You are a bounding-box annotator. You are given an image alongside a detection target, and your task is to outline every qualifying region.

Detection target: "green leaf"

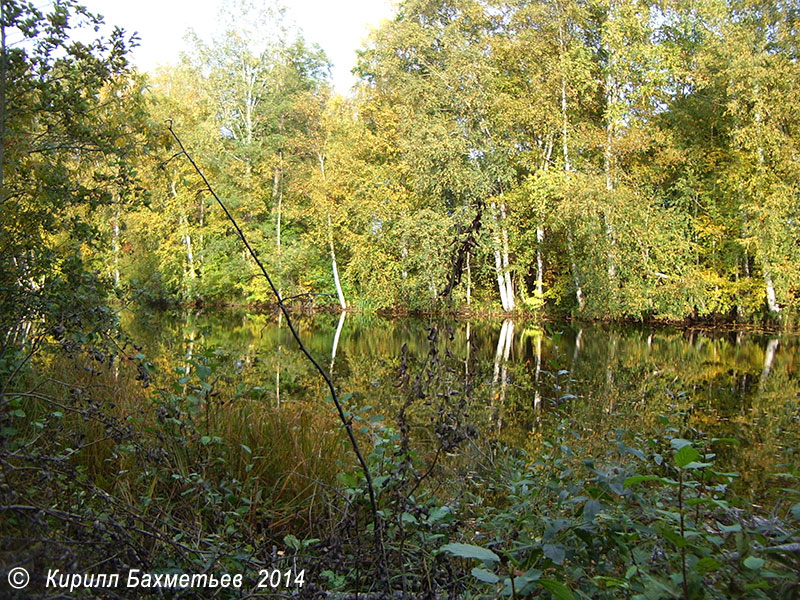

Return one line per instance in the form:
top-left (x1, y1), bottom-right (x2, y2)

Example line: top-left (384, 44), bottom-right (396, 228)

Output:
top-left (428, 506), bottom-right (454, 523)
top-left (593, 576), bottom-right (629, 588)
top-left (439, 543), bottom-right (500, 564)
top-left (743, 556), bottom-right (764, 570)
top-left (624, 475), bottom-right (678, 487)
top-left (543, 543), bottom-right (566, 565)
top-left (195, 364), bottom-right (212, 381)
top-left (284, 534), bottom-right (300, 550)
top-left (790, 503), bottom-right (800, 522)
top-left (539, 578), bottom-right (575, 600)
top-left (337, 472), bottom-right (358, 488)
top-left (240, 444), bottom-right (252, 454)
top-left (471, 568), bottom-right (499, 584)
top-left (694, 557), bottom-right (722, 574)
top-left (674, 444), bottom-right (700, 468)
top-left (683, 461), bottom-right (713, 469)
top-left (711, 437), bottom-right (740, 446)
top-left (200, 436), bottom-right (211, 445)
top-left (670, 438), bottom-right (693, 451)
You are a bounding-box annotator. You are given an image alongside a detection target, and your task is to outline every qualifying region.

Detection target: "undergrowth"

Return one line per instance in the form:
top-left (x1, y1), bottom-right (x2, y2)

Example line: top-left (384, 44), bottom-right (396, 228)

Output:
top-left (1, 319), bottom-right (798, 599)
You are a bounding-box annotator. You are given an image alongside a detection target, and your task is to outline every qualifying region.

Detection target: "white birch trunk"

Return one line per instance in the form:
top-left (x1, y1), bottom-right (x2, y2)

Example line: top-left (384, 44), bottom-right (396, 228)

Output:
top-left (753, 92), bottom-right (781, 314)
top-left (112, 205), bottom-right (120, 287)
top-left (535, 226), bottom-right (544, 299)
top-left (329, 215), bottom-right (347, 310)
top-left (491, 203), bottom-right (510, 311)
top-left (603, 43), bottom-right (619, 290)
top-left (765, 272), bottom-right (781, 313)
top-left (533, 331), bottom-right (542, 410)
top-left (319, 153), bottom-right (346, 310)
top-left (182, 214), bottom-right (195, 282)
top-left (559, 25), bottom-right (585, 309)
top-left (499, 202), bottom-right (514, 312)
top-left (465, 250), bottom-right (471, 307)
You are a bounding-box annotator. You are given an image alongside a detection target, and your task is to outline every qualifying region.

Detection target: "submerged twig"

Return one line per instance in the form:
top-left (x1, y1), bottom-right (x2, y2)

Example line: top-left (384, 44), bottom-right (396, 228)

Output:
top-left (165, 122), bottom-right (388, 583)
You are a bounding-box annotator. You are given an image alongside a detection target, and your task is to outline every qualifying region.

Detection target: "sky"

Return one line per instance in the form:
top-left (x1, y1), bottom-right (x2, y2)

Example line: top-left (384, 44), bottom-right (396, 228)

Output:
top-left (79, 0), bottom-right (396, 93)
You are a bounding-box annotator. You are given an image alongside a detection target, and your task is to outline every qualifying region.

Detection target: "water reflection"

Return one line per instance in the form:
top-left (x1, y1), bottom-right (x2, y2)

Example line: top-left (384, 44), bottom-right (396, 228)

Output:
top-left (122, 309), bottom-right (799, 497)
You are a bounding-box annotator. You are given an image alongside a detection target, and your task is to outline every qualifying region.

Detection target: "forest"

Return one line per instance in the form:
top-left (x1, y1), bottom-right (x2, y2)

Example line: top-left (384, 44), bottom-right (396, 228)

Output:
top-left (1, 0), bottom-right (799, 598)
top-left (3, 0), bottom-right (800, 324)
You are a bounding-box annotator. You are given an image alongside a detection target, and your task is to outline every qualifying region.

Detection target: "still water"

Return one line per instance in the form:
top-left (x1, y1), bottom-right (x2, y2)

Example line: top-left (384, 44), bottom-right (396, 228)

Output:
top-left (123, 308), bottom-right (799, 498)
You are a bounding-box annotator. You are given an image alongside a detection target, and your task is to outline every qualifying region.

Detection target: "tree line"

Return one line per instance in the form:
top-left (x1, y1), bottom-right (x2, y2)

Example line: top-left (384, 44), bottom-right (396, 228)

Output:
top-left (2, 0), bottom-right (799, 334)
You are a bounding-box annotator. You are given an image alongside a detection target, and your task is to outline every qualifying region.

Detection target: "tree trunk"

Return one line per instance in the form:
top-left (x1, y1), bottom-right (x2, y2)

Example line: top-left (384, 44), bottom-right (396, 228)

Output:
top-left (535, 226), bottom-right (544, 299)
top-left (489, 202), bottom-right (514, 312)
top-left (273, 155), bottom-right (283, 296)
top-left (171, 177), bottom-right (196, 292)
top-left (765, 271), bottom-right (781, 313)
top-left (329, 214), bottom-right (347, 311)
top-left (491, 203), bottom-right (509, 311)
top-left (319, 153), bottom-right (346, 310)
top-left (500, 202), bottom-right (515, 311)
top-left (112, 205), bottom-right (120, 287)
top-left (753, 92), bottom-right (781, 315)
top-left (559, 23), bottom-right (585, 309)
top-left (533, 330), bottom-right (542, 410)
top-left (465, 250), bottom-right (471, 307)
top-left (182, 215), bottom-right (195, 281)
top-left (603, 45), bottom-right (619, 293)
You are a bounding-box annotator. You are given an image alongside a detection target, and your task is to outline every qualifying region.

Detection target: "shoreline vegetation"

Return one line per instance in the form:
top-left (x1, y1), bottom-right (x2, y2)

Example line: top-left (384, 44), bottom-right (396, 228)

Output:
top-left (143, 297), bottom-right (800, 334)
top-left (1, 0), bottom-right (799, 598)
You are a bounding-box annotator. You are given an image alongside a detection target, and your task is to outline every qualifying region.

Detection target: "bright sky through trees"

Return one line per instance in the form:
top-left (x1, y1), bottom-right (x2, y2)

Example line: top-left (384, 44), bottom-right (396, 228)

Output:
top-left (80, 0), bottom-right (394, 93)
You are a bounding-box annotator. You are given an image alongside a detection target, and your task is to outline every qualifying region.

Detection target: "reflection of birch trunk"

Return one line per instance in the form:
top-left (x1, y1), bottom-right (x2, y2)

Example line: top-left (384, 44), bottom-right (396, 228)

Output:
top-left (184, 326), bottom-right (195, 375)
top-left (184, 319), bottom-right (195, 394)
top-left (566, 327), bottom-right (583, 396)
top-left (276, 311), bottom-right (282, 408)
top-left (465, 321), bottom-right (471, 377)
top-left (533, 331), bottom-right (543, 410)
top-left (492, 319), bottom-right (514, 432)
top-left (330, 310), bottom-right (346, 376)
top-left (759, 338), bottom-right (779, 390)
top-left (605, 335), bottom-right (616, 411)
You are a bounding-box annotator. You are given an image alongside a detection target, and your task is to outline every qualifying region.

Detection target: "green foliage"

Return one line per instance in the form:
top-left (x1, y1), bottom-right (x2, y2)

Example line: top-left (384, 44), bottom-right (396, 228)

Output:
top-left (443, 417), bottom-right (799, 599)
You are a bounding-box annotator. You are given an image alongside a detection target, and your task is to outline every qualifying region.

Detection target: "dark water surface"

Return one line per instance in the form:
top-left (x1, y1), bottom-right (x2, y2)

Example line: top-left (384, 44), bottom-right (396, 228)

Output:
top-left (123, 309), bottom-right (799, 499)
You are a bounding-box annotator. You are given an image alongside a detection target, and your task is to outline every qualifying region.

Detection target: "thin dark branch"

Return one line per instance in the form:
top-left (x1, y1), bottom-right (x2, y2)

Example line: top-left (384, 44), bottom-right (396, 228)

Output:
top-left (165, 121), bottom-right (388, 584)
